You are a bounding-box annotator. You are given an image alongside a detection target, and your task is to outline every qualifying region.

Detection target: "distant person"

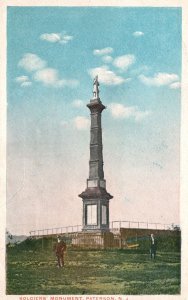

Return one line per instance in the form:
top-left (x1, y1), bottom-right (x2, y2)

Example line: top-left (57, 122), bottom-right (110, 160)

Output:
top-left (150, 233), bottom-right (157, 259)
top-left (54, 236), bottom-right (66, 268)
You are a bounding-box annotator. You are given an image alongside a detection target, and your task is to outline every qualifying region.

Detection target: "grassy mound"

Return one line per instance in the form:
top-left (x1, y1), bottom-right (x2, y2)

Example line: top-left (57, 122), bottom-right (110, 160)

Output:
top-left (6, 234), bottom-right (181, 295)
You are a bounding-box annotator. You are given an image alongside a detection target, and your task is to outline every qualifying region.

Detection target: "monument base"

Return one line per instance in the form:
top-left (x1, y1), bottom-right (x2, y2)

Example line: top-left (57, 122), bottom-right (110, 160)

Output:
top-left (71, 231), bottom-right (114, 249)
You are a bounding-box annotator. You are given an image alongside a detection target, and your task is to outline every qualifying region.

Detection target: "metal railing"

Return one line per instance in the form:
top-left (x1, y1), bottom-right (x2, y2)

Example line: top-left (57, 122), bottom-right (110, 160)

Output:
top-left (30, 225), bottom-right (82, 237)
top-left (30, 220), bottom-right (174, 237)
top-left (110, 221), bottom-right (172, 231)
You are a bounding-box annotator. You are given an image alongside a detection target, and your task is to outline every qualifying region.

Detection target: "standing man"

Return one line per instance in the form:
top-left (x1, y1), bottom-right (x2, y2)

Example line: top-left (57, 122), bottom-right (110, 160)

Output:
top-left (150, 233), bottom-right (157, 259)
top-left (54, 236), bottom-right (66, 268)
top-left (93, 75), bottom-right (100, 98)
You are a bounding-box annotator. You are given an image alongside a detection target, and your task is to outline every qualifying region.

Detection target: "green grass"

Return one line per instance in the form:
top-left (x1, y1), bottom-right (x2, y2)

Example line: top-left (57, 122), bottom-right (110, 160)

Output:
top-left (6, 237), bottom-right (181, 295)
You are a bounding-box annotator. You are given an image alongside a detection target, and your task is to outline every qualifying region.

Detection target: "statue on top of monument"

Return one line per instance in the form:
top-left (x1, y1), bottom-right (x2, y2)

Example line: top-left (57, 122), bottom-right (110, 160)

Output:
top-left (93, 75), bottom-right (100, 99)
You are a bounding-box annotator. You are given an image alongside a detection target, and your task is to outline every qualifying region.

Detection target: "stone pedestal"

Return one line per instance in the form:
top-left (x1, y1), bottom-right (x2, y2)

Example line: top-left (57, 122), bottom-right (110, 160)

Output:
top-left (71, 231), bottom-right (115, 249)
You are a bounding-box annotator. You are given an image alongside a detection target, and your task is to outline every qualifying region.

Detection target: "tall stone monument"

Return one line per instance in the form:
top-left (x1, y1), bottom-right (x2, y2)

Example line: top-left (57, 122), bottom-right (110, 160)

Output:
top-left (79, 76), bottom-right (113, 232)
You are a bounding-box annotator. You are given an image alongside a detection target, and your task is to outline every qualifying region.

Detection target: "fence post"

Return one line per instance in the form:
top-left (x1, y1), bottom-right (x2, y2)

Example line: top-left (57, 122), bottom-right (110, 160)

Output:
top-left (119, 237), bottom-right (122, 249)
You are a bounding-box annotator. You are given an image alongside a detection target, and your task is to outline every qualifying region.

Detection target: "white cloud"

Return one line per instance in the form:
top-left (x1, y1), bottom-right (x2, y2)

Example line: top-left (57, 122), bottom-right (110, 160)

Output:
top-left (15, 75), bottom-right (32, 87)
top-left (60, 34), bottom-right (73, 44)
top-left (40, 32), bottom-right (73, 44)
top-left (102, 55), bottom-right (113, 63)
top-left (40, 33), bottom-right (61, 43)
top-left (15, 75), bottom-right (29, 83)
top-left (33, 68), bottom-right (79, 88)
top-left (74, 116), bottom-right (90, 130)
top-left (113, 54), bottom-right (136, 71)
top-left (18, 53), bottom-right (47, 72)
top-left (109, 103), bottom-right (134, 118)
top-left (93, 47), bottom-right (113, 56)
top-left (133, 31), bottom-right (144, 37)
top-left (72, 99), bottom-right (85, 108)
top-left (20, 81), bottom-right (32, 87)
top-left (89, 65), bottom-right (125, 85)
top-left (109, 103), bottom-right (151, 122)
top-left (18, 53), bottom-right (78, 89)
top-left (134, 110), bottom-right (152, 121)
top-left (139, 73), bottom-right (179, 87)
top-left (169, 81), bottom-right (181, 89)
top-left (57, 79), bottom-right (79, 88)
top-left (34, 68), bottom-right (59, 85)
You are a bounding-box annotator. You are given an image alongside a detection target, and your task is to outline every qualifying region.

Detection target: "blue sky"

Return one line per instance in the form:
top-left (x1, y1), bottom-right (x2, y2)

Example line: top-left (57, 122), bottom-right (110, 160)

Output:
top-left (7, 7), bottom-right (181, 235)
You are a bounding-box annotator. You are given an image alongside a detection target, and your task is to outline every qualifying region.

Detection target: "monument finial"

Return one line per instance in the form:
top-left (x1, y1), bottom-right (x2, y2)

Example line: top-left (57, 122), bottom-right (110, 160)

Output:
top-left (93, 75), bottom-right (100, 99)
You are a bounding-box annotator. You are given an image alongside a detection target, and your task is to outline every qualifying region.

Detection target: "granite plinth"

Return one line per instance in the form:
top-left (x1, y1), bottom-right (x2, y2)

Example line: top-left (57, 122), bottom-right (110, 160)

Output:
top-left (71, 231), bottom-right (114, 249)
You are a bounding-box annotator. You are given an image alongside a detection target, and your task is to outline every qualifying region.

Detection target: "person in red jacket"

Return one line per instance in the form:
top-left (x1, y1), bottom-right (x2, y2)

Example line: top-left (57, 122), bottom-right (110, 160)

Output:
top-left (54, 236), bottom-right (66, 268)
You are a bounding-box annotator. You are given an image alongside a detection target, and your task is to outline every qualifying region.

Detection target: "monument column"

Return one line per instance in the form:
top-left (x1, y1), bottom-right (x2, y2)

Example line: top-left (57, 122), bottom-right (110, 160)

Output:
top-left (79, 76), bottom-right (113, 231)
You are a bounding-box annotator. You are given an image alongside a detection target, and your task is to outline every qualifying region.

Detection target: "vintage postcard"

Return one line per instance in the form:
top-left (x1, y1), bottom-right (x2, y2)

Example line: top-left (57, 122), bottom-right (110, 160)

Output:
top-left (0, 0), bottom-right (188, 299)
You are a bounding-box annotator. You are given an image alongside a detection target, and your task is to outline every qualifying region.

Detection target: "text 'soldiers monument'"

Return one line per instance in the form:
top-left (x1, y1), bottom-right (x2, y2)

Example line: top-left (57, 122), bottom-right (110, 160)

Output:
top-left (79, 76), bottom-right (113, 231)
